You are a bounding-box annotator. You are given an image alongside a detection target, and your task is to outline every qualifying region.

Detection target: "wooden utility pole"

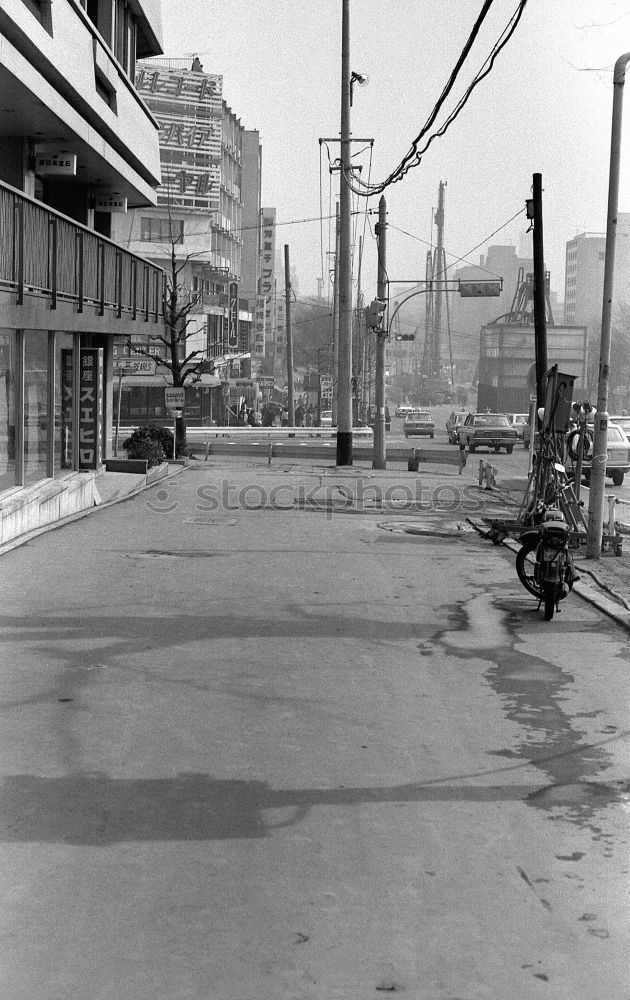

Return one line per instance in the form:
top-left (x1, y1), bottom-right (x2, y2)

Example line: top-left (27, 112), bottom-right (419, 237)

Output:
top-left (284, 244), bottom-right (295, 426)
top-left (532, 173), bottom-right (548, 416)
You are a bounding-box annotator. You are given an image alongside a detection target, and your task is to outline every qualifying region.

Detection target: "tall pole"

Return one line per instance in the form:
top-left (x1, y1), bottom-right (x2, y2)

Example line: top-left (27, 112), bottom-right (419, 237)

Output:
top-left (355, 235), bottom-right (363, 427)
top-left (331, 204), bottom-right (340, 426)
top-left (337, 0), bottom-right (353, 465)
top-left (432, 180), bottom-right (446, 375)
top-left (532, 173), bottom-right (548, 415)
top-left (587, 52), bottom-right (630, 559)
top-left (284, 244), bottom-right (295, 426)
top-left (373, 195), bottom-right (387, 470)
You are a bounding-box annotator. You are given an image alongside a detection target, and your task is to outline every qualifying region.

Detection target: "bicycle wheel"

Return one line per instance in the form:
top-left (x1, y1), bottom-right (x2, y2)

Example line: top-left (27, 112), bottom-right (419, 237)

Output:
top-left (515, 538), bottom-right (541, 597)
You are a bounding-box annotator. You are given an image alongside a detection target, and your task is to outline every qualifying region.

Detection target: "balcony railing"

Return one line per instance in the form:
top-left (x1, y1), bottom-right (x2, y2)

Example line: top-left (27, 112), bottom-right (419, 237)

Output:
top-left (0, 181), bottom-right (165, 322)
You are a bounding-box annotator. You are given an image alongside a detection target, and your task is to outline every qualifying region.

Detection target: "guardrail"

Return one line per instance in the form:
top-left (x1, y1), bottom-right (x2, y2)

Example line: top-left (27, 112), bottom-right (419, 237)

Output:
top-left (117, 426), bottom-right (375, 441)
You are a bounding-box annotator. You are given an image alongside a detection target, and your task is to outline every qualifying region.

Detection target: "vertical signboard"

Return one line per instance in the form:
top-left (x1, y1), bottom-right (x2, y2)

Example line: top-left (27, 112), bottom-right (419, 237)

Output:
top-left (60, 349), bottom-right (74, 468)
top-left (79, 349), bottom-right (103, 469)
top-left (228, 281), bottom-right (239, 347)
top-left (260, 209), bottom-right (276, 350)
top-left (253, 294), bottom-right (266, 358)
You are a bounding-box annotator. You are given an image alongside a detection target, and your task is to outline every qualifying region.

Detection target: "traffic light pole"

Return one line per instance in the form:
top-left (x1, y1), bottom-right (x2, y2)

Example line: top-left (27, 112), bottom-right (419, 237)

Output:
top-left (373, 195), bottom-right (387, 470)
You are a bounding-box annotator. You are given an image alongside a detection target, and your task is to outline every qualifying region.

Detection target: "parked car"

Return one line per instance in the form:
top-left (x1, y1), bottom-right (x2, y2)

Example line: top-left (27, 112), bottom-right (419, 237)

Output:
top-left (404, 409), bottom-right (435, 438)
top-left (573, 420), bottom-right (630, 487)
top-left (507, 413), bottom-right (529, 439)
top-left (610, 414), bottom-right (630, 438)
top-left (446, 410), bottom-right (467, 444)
top-left (320, 410), bottom-right (333, 427)
top-left (395, 404), bottom-right (414, 418)
top-left (457, 412), bottom-right (518, 453)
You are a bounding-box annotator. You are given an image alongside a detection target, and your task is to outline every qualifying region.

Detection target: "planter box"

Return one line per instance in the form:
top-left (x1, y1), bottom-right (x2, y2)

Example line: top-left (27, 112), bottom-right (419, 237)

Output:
top-left (104, 458), bottom-right (149, 475)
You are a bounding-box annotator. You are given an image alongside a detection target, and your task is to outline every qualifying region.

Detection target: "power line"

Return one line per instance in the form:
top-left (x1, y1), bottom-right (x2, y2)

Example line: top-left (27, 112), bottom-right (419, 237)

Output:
top-left (347, 0), bottom-right (529, 198)
top-left (388, 205), bottom-right (527, 281)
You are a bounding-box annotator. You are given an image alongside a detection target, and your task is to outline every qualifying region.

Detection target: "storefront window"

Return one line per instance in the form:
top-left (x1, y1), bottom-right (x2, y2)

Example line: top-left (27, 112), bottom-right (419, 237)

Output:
top-left (24, 331), bottom-right (49, 485)
top-left (55, 334), bottom-right (74, 475)
top-left (0, 330), bottom-right (17, 492)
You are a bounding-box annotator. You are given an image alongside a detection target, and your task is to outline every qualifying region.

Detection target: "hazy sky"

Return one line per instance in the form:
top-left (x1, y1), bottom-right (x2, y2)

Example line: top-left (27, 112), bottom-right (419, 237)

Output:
top-left (159, 1), bottom-right (630, 303)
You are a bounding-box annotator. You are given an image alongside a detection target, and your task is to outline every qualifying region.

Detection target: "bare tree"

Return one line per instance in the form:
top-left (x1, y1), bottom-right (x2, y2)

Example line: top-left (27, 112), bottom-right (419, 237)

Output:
top-left (128, 214), bottom-right (214, 454)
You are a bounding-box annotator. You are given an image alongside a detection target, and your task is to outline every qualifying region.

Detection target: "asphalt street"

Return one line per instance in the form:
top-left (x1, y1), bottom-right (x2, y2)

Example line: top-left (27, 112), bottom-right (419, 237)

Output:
top-left (1, 458), bottom-right (629, 1000)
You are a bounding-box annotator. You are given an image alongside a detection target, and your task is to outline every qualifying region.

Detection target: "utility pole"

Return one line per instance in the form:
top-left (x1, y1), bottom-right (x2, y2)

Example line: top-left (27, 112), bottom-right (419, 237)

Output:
top-left (284, 244), bottom-right (295, 426)
top-left (531, 173), bottom-right (548, 416)
top-left (587, 52), bottom-right (630, 559)
top-left (355, 235), bottom-right (363, 428)
top-left (336, 0), bottom-right (353, 465)
top-left (431, 180), bottom-right (446, 376)
top-left (331, 204), bottom-right (340, 426)
top-left (373, 195), bottom-right (387, 470)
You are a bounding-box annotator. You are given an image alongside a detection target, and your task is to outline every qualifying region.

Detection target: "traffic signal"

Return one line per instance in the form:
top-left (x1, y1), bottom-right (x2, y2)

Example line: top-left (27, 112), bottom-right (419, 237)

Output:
top-left (365, 298), bottom-right (387, 330)
top-left (395, 334), bottom-right (415, 341)
top-left (459, 280), bottom-right (502, 297)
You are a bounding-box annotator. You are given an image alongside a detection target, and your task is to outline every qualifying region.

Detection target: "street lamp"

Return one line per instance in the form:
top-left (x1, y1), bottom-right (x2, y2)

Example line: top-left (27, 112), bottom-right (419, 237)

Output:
top-left (586, 51), bottom-right (630, 559)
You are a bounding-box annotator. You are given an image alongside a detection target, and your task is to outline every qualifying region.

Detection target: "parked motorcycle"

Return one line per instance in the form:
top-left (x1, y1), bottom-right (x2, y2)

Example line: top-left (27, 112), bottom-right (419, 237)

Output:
top-left (515, 506), bottom-right (578, 620)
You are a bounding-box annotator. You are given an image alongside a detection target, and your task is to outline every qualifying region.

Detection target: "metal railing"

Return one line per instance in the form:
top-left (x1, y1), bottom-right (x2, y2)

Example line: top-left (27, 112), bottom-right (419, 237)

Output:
top-left (0, 180), bottom-right (165, 321)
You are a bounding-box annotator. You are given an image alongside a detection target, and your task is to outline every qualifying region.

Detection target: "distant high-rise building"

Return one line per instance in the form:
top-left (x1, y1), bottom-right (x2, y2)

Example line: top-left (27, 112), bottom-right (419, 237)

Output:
top-left (564, 216), bottom-right (630, 329)
top-left (112, 57), bottom-right (258, 359)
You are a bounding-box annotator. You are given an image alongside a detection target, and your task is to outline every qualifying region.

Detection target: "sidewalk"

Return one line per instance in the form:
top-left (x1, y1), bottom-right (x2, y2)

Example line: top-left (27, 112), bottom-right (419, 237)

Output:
top-left (2, 451), bottom-right (629, 999)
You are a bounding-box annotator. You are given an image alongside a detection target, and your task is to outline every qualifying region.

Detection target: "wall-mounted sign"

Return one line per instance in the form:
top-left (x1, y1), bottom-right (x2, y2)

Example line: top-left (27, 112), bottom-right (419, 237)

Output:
top-left (113, 356), bottom-right (156, 376)
top-left (35, 151), bottom-right (77, 176)
top-left (79, 349), bottom-right (103, 470)
top-left (228, 282), bottom-right (239, 348)
top-left (95, 193), bottom-right (128, 214)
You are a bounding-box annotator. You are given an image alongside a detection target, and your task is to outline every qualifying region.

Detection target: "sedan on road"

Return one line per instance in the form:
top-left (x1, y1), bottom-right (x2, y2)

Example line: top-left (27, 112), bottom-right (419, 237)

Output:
top-left (572, 420), bottom-right (630, 487)
top-left (457, 412), bottom-right (518, 453)
top-left (403, 410), bottom-right (435, 438)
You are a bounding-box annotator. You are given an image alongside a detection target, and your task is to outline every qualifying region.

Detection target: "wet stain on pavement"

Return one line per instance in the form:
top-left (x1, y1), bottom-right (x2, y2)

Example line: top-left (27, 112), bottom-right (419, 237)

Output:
top-left (428, 585), bottom-right (630, 838)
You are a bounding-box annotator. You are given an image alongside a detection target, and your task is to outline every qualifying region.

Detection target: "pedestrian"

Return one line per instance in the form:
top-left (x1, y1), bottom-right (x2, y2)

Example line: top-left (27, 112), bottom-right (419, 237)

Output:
top-left (295, 404), bottom-right (304, 427)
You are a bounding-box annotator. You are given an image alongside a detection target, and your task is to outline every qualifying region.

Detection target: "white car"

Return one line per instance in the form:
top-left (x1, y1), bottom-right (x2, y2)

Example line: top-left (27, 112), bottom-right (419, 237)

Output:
top-left (395, 404), bottom-right (414, 418)
top-left (320, 410), bottom-right (333, 427)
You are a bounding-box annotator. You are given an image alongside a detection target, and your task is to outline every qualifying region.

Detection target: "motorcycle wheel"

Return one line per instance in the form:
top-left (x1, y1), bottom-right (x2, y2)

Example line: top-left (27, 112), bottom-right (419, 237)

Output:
top-left (543, 581), bottom-right (556, 620)
top-left (515, 539), bottom-right (541, 597)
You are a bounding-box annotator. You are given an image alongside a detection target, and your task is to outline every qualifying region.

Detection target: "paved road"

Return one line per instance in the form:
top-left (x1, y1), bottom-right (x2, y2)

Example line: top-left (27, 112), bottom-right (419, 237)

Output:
top-left (1, 460), bottom-right (629, 999)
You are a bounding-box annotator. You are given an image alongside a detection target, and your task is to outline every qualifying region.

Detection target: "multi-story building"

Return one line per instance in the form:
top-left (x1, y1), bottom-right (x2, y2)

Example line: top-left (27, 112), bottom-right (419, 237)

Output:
top-left (0, 0), bottom-right (165, 543)
top-left (564, 217), bottom-right (630, 329)
top-left (112, 57), bottom-right (262, 424)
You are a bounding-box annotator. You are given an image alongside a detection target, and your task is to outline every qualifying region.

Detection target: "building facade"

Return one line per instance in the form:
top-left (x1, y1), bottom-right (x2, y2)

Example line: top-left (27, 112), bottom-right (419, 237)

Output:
top-left (0, 0), bottom-right (165, 541)
top-left (112, 57), bottom-right (263, 425)
top-left (564, 217), bottom-right (630, 329)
